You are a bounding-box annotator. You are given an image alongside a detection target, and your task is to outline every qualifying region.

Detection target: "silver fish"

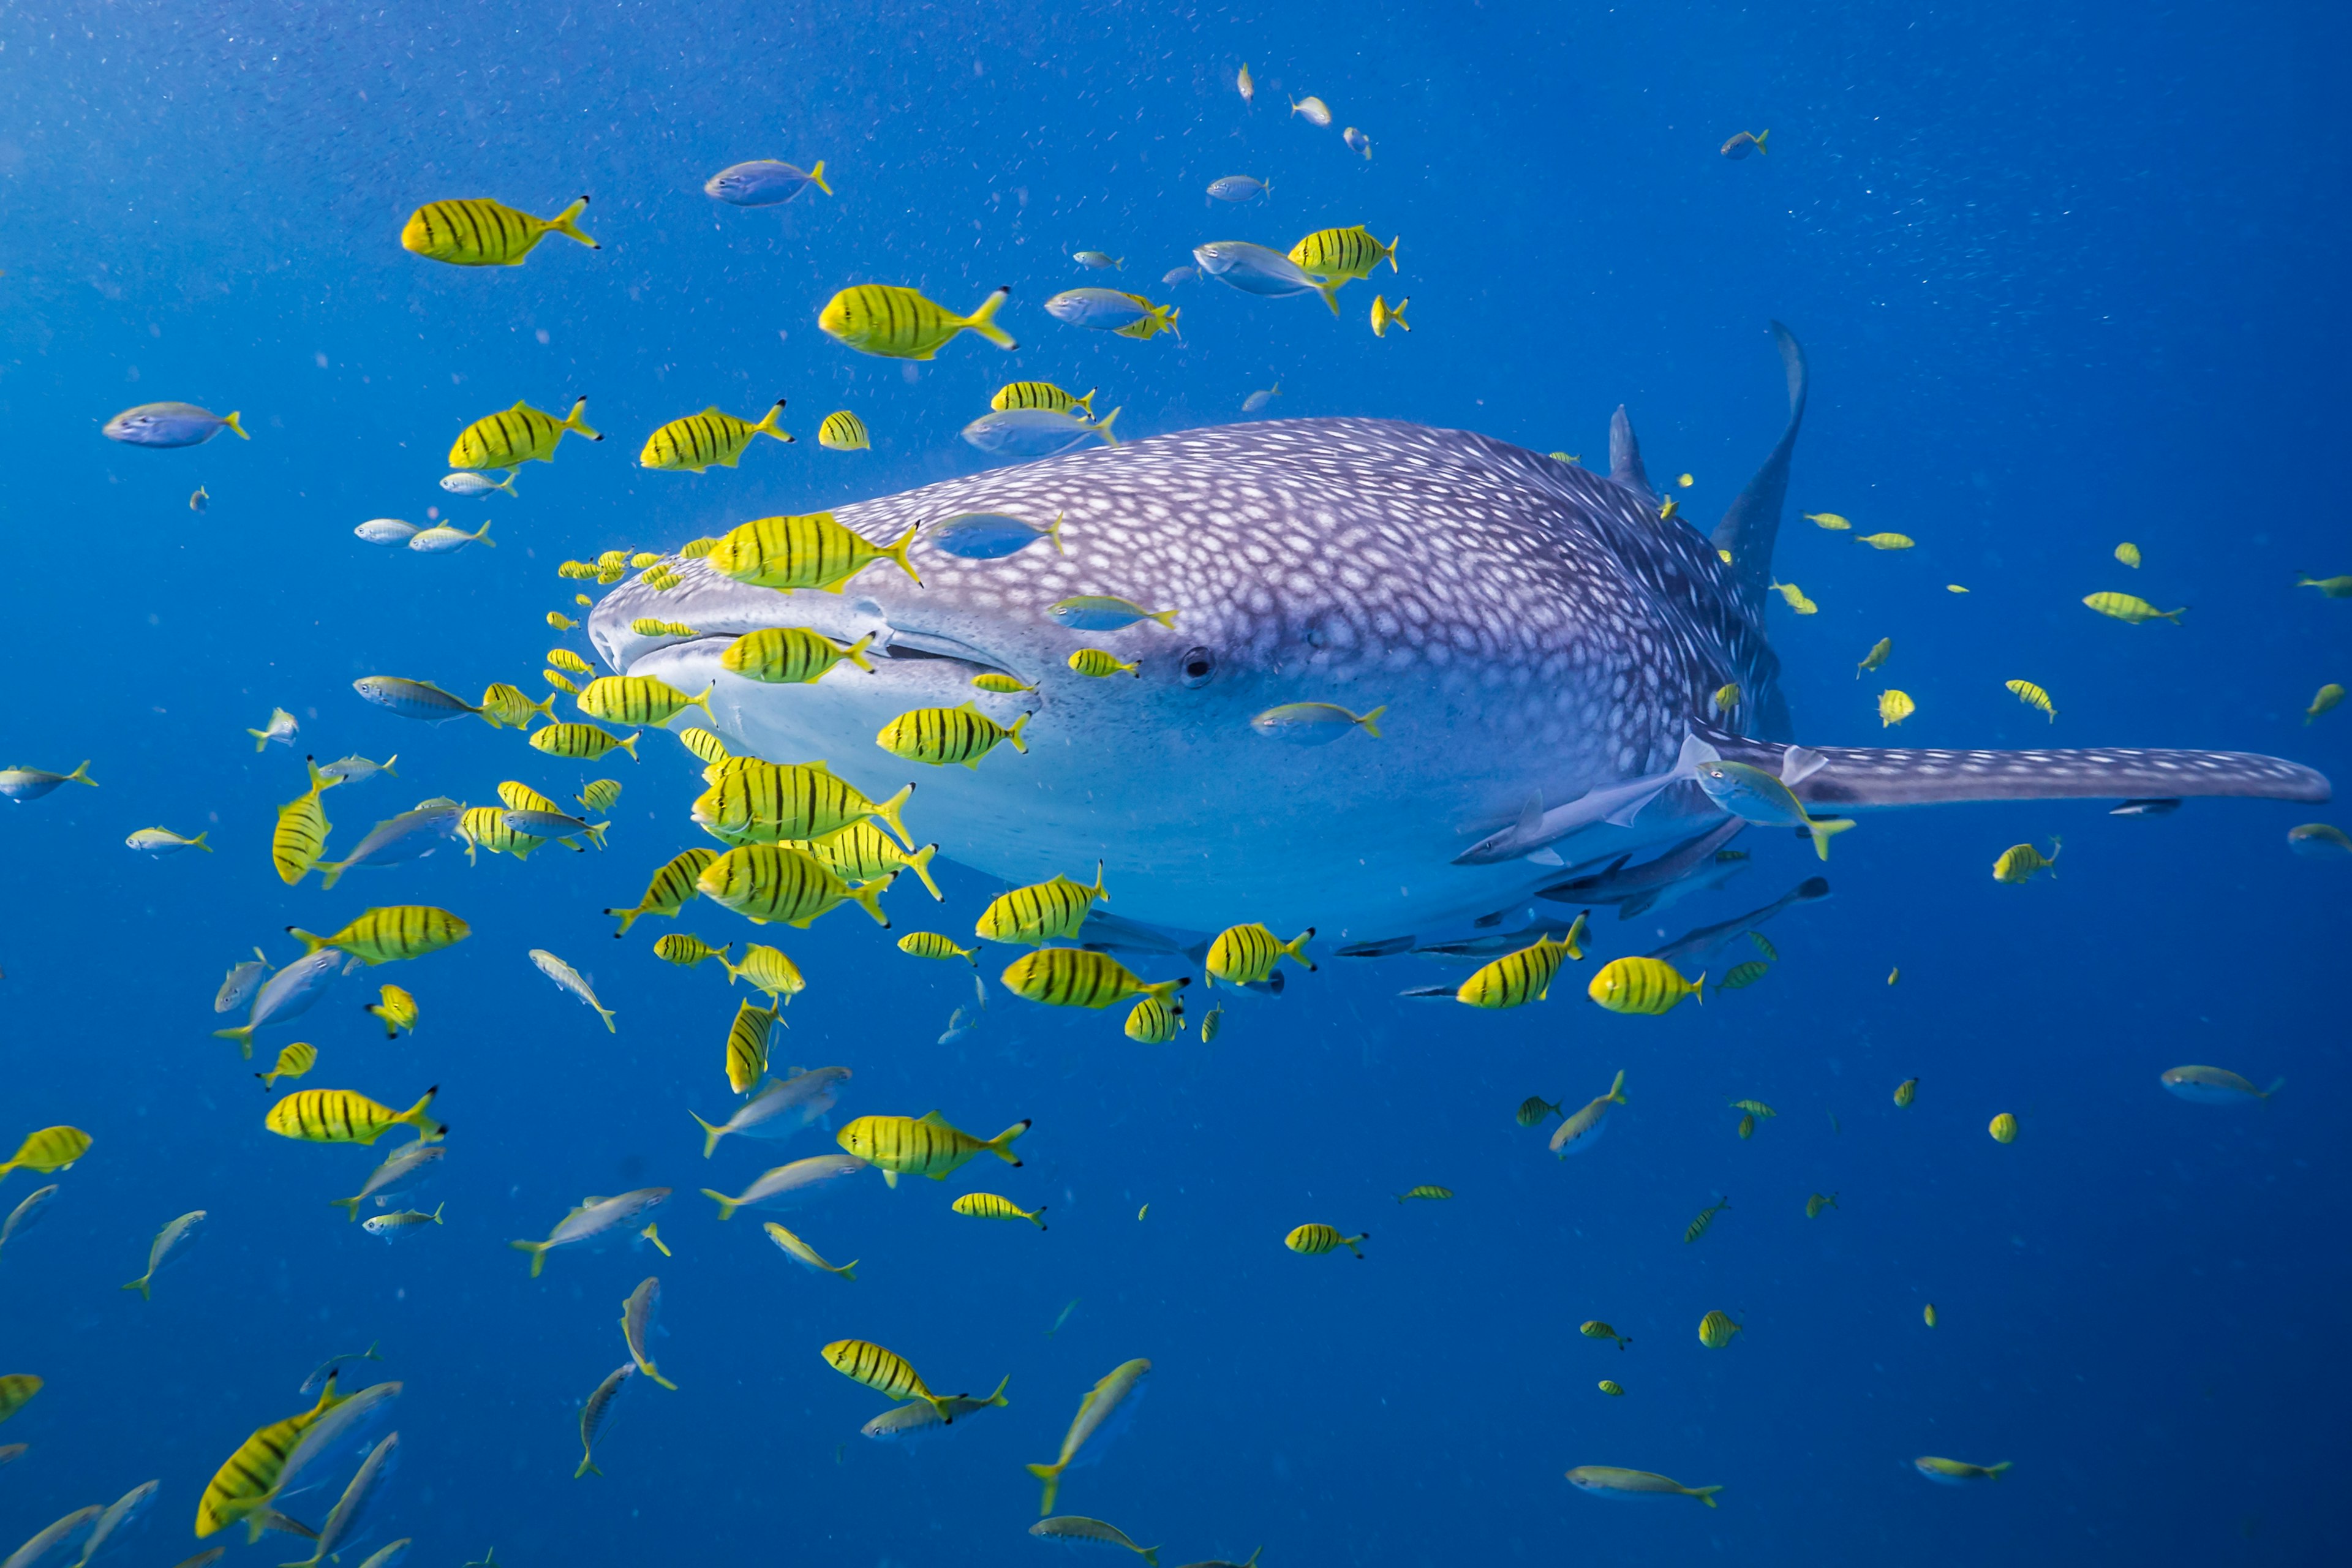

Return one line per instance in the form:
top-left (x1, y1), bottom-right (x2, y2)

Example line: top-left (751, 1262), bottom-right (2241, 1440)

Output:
top-left (1071, 251), bottom-right (1122, 270)
top-left (1289, 94), bottom-right (1332, 126)
top-left (704, 159), bottom-right (830, 205)
top-left (316, 753), bottom-right (398, 785)
top-left (312, 801), bottom-right (464, 889)
top-left (362, 1204), bottom-right (443, 1242)
top-left (0, 1185), bottom-right (59, 1260)
top-left (248, 707), bottom-right (300, 752)
top-left (3, 1507), bottom-right (103, 1568)
top-left (407, 519), bottom-right (493, 554)
top-left (102, 402), bottom-right (245, 447)
top-left (1205, 175), bottom-right (1269, 203)
top-left (701, 1155), bottom-right (867, 1221)
top-left (0, 762), bottom-right (97, 802)
top-left (278, 1382), bottom-right (401, 1502)
top-left (861, 1376), bottom-right (1011, 1444)
top-left (925, 512), bottom-right (1068, 560)
top-left (281, 1434), bottom-right (398, 1568)
top-left (439, 470), bottom-right (516, 498)
top-left (351, 676), bottom-right (482, 723)
top-left (214, 949), bottom-right (271, 1013)
top-left (353, 519), bottom-right (420, 546)
top-left (528, 949), bottom-right (616, 1031)
top-left (1343, 126), bottom-right (1371, 158)
top-left (618, 1278), bottom-right (678, 1390)
top-left (1719, 129), bottom-right (1766, 160)
top-left (126, 826), bottom-right (211, 854)
top-left (1042, 288), bottom-right (1153, 331)
top-left (511, 1189), bottom-right (671, 1275)
top-left (335, 1143), bottom-right (445, 1219)
top-left (1550, 1070), bottom-right (1627, 1157)
top-left (1242, 385), bottom-right (1280, 413)
top-left (1028, 1358), bottom-right (1150, 1514)
top-left (502, 808), bottom-right (601, 845)
top-left (937, 1003), bottom-right (981, 1045)
top-left (350, 1543), bottom-right (409, 1568)
top-left (122, 1210), bottom-right (205, 1300)
top-left (2159, 1066), bottom-right (2282, 1105)
top-left (1160, 266), bottom-right (1199, 286)
top-left (72, 1480), bottom-right (158, 1568)
top-left (576, 1364), bottom-right (635, 1478)
top-left (299, 1341), bottom-right (385, 1395)
top-left (1192, 241), bottom-right (1340, 309)
top-left (690, 1066), bottom-right (852, 1156)
top-left (587, 325), bottom-right (2328, 939)
top-left (214, 948), bottom-right (344, 1057)
top-left (962, 407), bottom-right (1120, 458)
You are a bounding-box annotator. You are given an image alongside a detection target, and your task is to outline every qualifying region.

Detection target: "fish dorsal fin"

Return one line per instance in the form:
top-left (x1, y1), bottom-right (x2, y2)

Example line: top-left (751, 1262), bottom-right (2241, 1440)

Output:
top-left (1525, 847), bottom-right (1564, 867)
top-left (1711, 322), bottom-right (1810, 620)
top-left (1678, 731), bottom-right (1722, 771)
top-left (918, 1110), bottom-right (950, 1128)
top-left (582, 1196), bottom-right (608, 1207)
top-left (1608, 406), bottom-right (1653, 498)
top-left (1779, 746), bottom-right (1826, 787)
top-left (1515, 792), bottom-right (1542, 839)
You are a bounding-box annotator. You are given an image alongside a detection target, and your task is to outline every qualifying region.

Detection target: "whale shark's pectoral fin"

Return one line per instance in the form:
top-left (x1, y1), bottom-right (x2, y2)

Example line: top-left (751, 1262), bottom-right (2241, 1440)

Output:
top-left (1711, 321), bottom-right (1809, 620)
top-left (1697, 726), bottom-right (2330, 809)
top-left (1608, 405), bottom-right (1653, 499)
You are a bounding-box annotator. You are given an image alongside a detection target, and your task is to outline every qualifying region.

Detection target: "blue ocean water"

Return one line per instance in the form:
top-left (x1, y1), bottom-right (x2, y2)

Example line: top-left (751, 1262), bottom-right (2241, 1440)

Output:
top-left (4, 1), bottom-right (2349, 1564)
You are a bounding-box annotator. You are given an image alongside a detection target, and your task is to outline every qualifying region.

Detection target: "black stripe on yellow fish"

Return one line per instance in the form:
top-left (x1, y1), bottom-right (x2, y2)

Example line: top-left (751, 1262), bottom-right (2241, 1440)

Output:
top-left (1000, 948), bottom-right (1185, 1010)
top-left (974, 863), bottom-right (1107, 944)
top-left (607, 848), bottom-right (719, 934)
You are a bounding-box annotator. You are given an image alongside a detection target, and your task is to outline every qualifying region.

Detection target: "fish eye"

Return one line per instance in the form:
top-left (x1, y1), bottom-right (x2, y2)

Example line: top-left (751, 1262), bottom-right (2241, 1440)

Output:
top-left (1178, 647), bottom-right (1215, 687)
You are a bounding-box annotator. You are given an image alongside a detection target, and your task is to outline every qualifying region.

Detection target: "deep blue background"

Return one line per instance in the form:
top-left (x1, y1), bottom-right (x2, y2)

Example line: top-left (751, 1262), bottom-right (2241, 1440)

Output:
top-left (2, 1), bottom-right (2348, 1564)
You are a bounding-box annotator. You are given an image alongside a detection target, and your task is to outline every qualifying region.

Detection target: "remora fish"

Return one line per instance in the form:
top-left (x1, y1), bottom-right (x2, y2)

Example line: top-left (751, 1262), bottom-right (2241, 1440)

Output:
top-left (588, 326), bottom-right (2329, 937)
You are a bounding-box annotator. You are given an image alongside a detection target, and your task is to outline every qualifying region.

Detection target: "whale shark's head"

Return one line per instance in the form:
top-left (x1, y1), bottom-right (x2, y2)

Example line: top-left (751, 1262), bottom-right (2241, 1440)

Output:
top-left (589, 418), bottom-right (1756, 936)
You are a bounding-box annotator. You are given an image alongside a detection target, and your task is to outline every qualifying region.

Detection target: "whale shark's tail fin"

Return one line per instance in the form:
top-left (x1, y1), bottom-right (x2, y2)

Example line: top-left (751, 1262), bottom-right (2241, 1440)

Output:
top-left (1607, 406), bottom-right (1652, 499)
top-left (1712, 322), bottom-right (1809, 624)
top-left (1695, 726), bottom-right (2330, 809)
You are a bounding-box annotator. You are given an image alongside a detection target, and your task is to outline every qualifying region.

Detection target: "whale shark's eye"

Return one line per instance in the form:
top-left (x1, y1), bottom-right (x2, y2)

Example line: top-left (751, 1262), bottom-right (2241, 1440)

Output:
top-left (1179, 647), bottom-right (1216, 687)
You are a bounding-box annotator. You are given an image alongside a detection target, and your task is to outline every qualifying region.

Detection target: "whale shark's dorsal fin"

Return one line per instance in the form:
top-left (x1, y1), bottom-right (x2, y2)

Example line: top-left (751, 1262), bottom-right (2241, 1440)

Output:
top-left (1608, 406), bottom-right (1653, 499)
top-left (1712, 322), bottom-right (1809, 617)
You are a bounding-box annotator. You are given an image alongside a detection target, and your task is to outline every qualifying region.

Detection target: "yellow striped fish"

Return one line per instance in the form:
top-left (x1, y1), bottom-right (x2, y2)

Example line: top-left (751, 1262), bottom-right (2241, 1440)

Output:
top-left (1123, 993), bottom-right (1184, 1042)
top-left (817, 410), bottom-right (870, 451)
top-left (2005, 679), bottom-right (2057, 721)
top-left (448, 398), bottom-right (601, 469)
top-left (263, 1087), bottom-right (446, 1147)
top-left (691, 760), bottom-right (916, 850)
top-left (578, 779), bottom-right (623, 816)
top-left (697, 843), bottom-right (894, 928)
top-left (478, 682), bottom-right (556, 730)
top-left (1684, 1196), bottom-right (1730, 1244)
top-left (1877, 688), bottom-right (1916, 726)
top-left (1854, 532), bottom-right (1913, 550)
top-left (366, 985), bottom-right (419, 1038)
top-left (1395, 1185), bottom-right (1453, 1203)
top-left (818, 284), bottom-right (1017, 360)
top-left (1588, 956), bottom-right (1705, 1015)
top-left (975, 673), bottom-right (1037, 695)
top-left (401, 196), bottom-right (596, 266)
top-left (709, 510), bottom-right (921, 593)
top-left (898, 931), bottom-right (978, 964)
top-left (652, 933), bottom-right (729, 967)
top-left (2083, 590), bottom-right (2184, 625)
top-left (677, 728), bottom-right (729, 767)
top-left (1698, 1309), bottom-right (1743, 1348)
top-left (255, 1042), bottom-right (317, 1090)
top-left (271, 758), bottom-right (343, 886)
top-left (720, 627), bottom-right (876, 684)
top-left (1894, 1077), bottom-right (1918, 1108)
top-left (1000, 949), bottom-right (1184, 1011)
top-left (1992, 838), bottom-right (2060, 883)
top-left (951, 1192), bottom-right (1048, 1229)
top-left (607, 848), bottom-right (719, 934)
top-left (974, 863), bottom-right (1107, 944)
top-left (639, 401), bottom-right (793, 472)
top-left (546, 668), bottom-right (583, 693)
top-left (876, 701), bottom-right (1030, 768)
top-left (529, 722), bottom-right (639, 763)
top-left (820, 1338), bottom-right (960, 1416)
top-left (1580, 1321), bottom-right (1630, 1349)
top-left (992, 381), bottom-right (1095, 415)
top-left (1284, 1223), bottom-right (1367, 1258)
top-left (575, 675), bottom-right (714, 727)
top-left (550, 647), bottom-right (595, 674)
top-left (1067, 648), bottom-right (1140, 679)
top-left (195, 1374), bottom-right (356, 1538)
top-left (1856, 637), bottom-right (1891, 677)
top-left (837, 1111), bottom-right (1028, 1187)
top-left (723, 1000), bottom-right (778, 1093)
top-left (1988, 1112), bottom-right (2018, 1144)
top-left (765, 1219), bottom-right (857, 1279)
top-left (719, 944), bottom-right (805, 1006)
top-left (0, 1126), bottom-right (92, 1179)
top-left (1456, 916), bottom-right (1590, 1008)
top-left (799, 822), bottom-right (942, 900)
top-left (460, 805), bottom-right (552, 862)
top-left (1204, 924), bottom-right (1317, 987)
top-left (1288, 225), bottom-right (1399, 279)
top-left (0, 1372), bottom-right (40, 1420)
top-left (291, 907), bottom-right (470, 966)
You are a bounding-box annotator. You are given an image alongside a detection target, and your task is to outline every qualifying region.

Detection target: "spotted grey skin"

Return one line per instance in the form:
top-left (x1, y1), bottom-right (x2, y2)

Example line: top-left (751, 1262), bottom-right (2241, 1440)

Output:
top-left (590, 328), bottom-right (2328, 939)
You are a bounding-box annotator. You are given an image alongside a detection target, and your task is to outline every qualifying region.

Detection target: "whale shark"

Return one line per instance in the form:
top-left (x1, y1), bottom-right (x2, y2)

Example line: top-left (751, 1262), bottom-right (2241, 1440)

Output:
top-left (588, 324), bottom-right (2328, 940)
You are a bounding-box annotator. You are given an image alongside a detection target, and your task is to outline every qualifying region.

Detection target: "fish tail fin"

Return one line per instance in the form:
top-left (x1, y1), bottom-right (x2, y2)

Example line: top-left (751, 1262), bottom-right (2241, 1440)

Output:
top-left (701, 1187), bottom-right (742, 1220)
top-left (550, 195), bottom-right (598, 249)
top-left (1145, 974), bottom-right (1188, 1006)
top-left (399, 1086), bottom-right (448, 1142)
top-left (1692, 971), bottom-right (1707, 1005)
top-left (331, 1194), bottom-right (363, 1220)
top-left (2265, 1076), bottom-right (2286, 1097)
top-left (1608, 1069), bottom-right (1627, 1104)
top-left (213, 1025), bottom-right (256, 1059)
top-left (66, 760), bottom-right (97, 786)
top-left (1282, 927), bottom-right (1317, 970)
top-left (1754, 128), bottom-right (1769, 154)
top-left (1028, 1206), bottom-right (1047, 1231)
top-left (964, 285), bottom-right (1017, 350)
top-left (1005, 711), bottom-right (1030, 755)
top-left (1357, 705), bottom-right (1387, 738)
top-left (1090, 859), bottom-right (1110, 904)
top-left (511, 1238), bottom-right (551, 1277)
top-left (2160, 606), bottom-right (2185, 622)
top-left (472, 518), bottom-right (496, 546)
top-left (249, 728), bottom-right (271, 751)
top-left (606, 906), bottom-right (641, 936)
top-left (1694, 1485), bottom-right (1723, 1506)
top-left (1075, 389), bottom-right (1096, 416)
top-left (688, 682), bottom-right (716, 719)
top-left (849, 876), bottom-right (894, 929)
top-left (984, 1374), bottom-right (1012, 1404)
top-left (1560, 910), bottom-right (1591, 960)
top-left (218, 409), bottom-right (252, 439)
top-left (903, 842), bottom-right (944, 902)
top-left (1345, 1233), bottom-right (1368, 1257)
top-left (1046, 510), bottom-right (1069, 554)
top-left (842, 631), bottom-right (877, 672)
top-left (1093, 406), bottom-right (1121, 447)
top-left (871, 782), bottom-right (917, 851)
top-left (575, 1458), bottom-right (601, 1479)
top-left (1026, 1462), bottom-right (1065, 1515)
top-left (496, 471), bottom-right (518, 496)
top-left (1985, 1462), bottom-right (2010, 1479)
top-left (123, 1275), bottom-right (153, 1300)
top-left (190, 832), bottom-right (213, 853)
top-left (1387, 235), bottom-right (1401, 271)
top-left (880, 521), bottom-right (923, 586)
top-left (1316, 278), bottom-right (1343, 315)
top-left (289, 927), bottom-right (331, 956)
top-left (595, 1000), bottom-right (618, 1033)
top-left (989, 1118), bottom-right (1033, 1165)
top-left (753, 399), bottom-right (791, 440)
top-left (1140, 1552), bottom-right (1159, 1568)
top-left (1806, 816), bottom-right (1856, 860)
top-left (690, 1112), bottom-right (728, 1159)
top-left (562, 397), bottom-right (603, 440)
top-left (808, 160), bottom-right (831, 195)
